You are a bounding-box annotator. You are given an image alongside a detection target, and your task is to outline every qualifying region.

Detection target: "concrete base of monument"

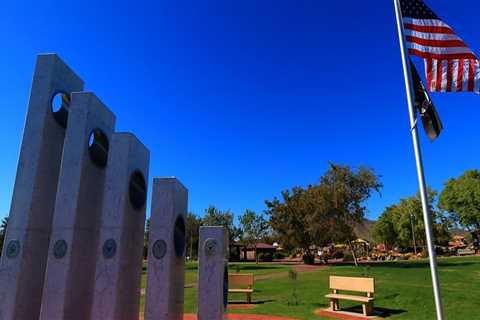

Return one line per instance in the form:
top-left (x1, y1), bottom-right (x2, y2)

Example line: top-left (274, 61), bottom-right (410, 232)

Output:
top-left (314, 308), bottom-right (381, 320)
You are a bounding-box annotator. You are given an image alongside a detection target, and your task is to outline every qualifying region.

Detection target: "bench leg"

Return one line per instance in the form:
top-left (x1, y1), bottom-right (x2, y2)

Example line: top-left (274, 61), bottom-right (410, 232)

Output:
top-left (362, 302), bottom-right (373, 316)
top-left (330, 299), bottom-right (339, 311)
top-left (247, 292), bottom-right (252, 304)
top-left (367, 302), bottom-right (374, 316)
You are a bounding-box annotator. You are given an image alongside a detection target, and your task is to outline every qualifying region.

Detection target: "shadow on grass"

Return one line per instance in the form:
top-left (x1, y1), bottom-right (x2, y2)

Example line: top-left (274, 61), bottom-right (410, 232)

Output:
top-left (329, 260), bottom-right (477, 269)
top-left (364, 261), bottom-right (476, 269)
top-left (341, 306), bottom-right (407, 318)
top-left (228, 300), bottom-right (276, 305)
top-left (229, 265), bottom-right (286, 271)
top-left (312, 300), bottom-right (406, 318)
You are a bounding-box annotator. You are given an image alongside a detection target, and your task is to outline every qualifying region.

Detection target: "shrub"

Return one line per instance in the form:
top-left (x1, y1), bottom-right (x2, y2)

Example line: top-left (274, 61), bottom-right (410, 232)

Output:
top-left (331, 250), bottom-right (344, 259)
top-left (435, 246), bottom-right (448, 256)
top-left (303, 253), bottom-right (315, 264)
top-left (361, 265), bottom-right (371, 277)
top-left (287, 269), bottom-right (300, 305)
top-left (343, 252), bottom-right (354, 262)
top-left (258, 252), bottom-right (274, 262)
top-left (273, 251), bottom-right (287, 260)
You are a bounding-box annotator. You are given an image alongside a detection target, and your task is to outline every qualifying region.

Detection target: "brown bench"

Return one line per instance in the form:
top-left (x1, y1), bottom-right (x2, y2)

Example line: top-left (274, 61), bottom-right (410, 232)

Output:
top-left (228, 273), bottom-right (254, 303)
top-left (325, 276), bottom-right (375, 316)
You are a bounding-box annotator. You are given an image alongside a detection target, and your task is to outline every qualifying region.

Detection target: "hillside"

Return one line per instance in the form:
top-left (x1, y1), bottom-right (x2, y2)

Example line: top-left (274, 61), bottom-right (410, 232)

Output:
top-left (353, 219), bottom-right (376, 242)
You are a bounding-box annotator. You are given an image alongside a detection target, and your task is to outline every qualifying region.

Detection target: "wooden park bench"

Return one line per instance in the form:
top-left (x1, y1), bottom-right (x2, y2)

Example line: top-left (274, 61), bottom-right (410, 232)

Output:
top-left (228, 273), bottom-right (254, 303)
top-left (325, 276), bottom-right (375, 316)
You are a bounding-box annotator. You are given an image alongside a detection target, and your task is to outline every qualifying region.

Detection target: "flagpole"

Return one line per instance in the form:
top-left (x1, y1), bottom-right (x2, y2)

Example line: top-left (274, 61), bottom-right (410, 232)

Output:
top-left (393, 1), bottom-right (445, 319)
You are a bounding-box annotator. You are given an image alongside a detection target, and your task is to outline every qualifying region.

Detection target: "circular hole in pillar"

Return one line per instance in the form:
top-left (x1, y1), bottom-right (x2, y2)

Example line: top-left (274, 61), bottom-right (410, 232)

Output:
top-left (173, 216), bottom-right (186, 258)
top-left (51, 92), bottom-right (70, 128)
top-left (88, 129), bottom-right (109, 168)
top-left (129, 171), bottom-right (147, 210)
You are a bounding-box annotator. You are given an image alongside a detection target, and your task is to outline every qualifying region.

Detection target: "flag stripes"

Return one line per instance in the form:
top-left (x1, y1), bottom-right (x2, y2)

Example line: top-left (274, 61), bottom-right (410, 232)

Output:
top-left (427, 58), bottom-right (479, 92)
top-left (400, 0), bottom-right (480, 93)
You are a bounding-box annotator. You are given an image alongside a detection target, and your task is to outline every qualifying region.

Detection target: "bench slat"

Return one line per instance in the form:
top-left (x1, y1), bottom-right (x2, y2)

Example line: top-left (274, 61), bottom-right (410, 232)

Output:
top-left (229, 273), bottom-right (254, 288)
top-left (325, 293), bottom-right (374, 303)
top-left (229, 289), bottom-right (253, 293)
top-left (329, 276), bottom-right (374, 293)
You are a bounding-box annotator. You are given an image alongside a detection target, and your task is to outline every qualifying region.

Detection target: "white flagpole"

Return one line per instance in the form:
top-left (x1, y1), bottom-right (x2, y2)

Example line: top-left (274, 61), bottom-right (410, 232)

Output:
top-left (393, 1), bottom-right (445, 319)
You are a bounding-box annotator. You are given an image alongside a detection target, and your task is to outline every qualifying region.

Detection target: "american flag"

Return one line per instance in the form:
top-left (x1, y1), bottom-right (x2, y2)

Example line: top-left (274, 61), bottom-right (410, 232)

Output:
top-left (400, 0), bottom-right (480, 93)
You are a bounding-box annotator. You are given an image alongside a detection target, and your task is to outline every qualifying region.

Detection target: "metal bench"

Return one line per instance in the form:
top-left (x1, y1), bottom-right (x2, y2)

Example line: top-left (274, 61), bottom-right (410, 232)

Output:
top-left (228, 273), bottom-right (254, 303)
top-left (325, 276), bottom-right (375, 316)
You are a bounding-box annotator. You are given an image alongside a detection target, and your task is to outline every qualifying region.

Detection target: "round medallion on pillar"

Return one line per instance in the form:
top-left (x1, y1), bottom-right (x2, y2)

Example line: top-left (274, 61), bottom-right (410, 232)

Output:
top-left (53, 240), bottom-right (68, 259)
top-left (103, 239), bottom-right (117, 259)
top-left (152, 239), bottom-right (167, 259)
top-left (204, 238), bottom-right (217, 257)
top-left (6, 240), bottom-right (21, 259)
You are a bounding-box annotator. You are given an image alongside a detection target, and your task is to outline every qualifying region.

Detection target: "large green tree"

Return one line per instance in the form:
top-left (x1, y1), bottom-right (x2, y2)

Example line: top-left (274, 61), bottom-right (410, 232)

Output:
top-left (373, 190), bottom-right (450, 250)
top-left (0, 217), bottom-right (8, 255)
top-left (371, 207), bottom-right (397, 249)
top-left (239, 209), bottom-right (270, 263)
top-left (202, 206), bottom-right (241, 244)
top-left (143, 218), bottom-right (150, 259)
top-left (266, 163), bottom-right (381, 264)
top-left (439, 170), bottom-right (480, 239)
top-left (186, 212), bottom-right (202, 260)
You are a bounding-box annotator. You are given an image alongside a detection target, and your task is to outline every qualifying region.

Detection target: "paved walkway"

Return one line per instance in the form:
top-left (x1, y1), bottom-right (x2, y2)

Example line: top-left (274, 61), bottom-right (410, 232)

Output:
top-left (140, 314), bottom-right (298, 320)
top-left (314, 308), bottom-right (373, 320)
top-left (184, 314), bottom-right (299, 320)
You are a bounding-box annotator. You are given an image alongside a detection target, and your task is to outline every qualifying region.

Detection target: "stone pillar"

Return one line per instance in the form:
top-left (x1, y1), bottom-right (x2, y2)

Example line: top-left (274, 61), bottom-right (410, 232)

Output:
top-left (0, 54), bottom-right (84, 320)
top-left (90, 133), bottom-right (150, 320)
top-left (39, 92), bottom-right (116, 320)
top-left (144, 178), bottom-right (188, 320)
top-left (198, 226), bottom-right (228, 320)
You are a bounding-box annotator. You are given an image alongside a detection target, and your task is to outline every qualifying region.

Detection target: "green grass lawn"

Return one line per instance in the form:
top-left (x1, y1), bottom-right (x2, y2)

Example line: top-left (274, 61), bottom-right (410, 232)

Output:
top-left (140, 261), bottom-right (292, 314)
top-left (184, 261), bottom-right (292, 284)
top-left (141, 256), bottom-right (480, 319)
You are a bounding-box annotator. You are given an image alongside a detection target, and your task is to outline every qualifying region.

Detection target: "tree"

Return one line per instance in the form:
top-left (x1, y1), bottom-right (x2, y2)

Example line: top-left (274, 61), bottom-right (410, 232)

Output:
top-left (373, 189), bottom-right (450, 251)
top-left (439, 170), bottom-right (480, 242)
top-left (0, 217), bottom-right (8, 255)
top-left (239, 210), bottom-right (270, 263)
top-left (371, 206), bottom-right (397, 249)
top-left (202, 206), bottom-right (241, 244)
top-left (186, 212), bottom-right (202, 260)
top-left (266, 163), bottom-right (382, 264)
top-left (143, 218), bottom-right (150, 259)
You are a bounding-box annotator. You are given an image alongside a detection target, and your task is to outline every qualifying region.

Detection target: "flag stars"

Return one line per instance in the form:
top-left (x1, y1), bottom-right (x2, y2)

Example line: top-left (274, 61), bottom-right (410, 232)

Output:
top-left (401, 0), bottom-right (438, 19)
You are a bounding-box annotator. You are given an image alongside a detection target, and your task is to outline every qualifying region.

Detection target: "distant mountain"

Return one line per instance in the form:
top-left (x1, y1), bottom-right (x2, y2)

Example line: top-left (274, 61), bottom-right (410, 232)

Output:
top-left (353, 219), bottom-right (376, 242)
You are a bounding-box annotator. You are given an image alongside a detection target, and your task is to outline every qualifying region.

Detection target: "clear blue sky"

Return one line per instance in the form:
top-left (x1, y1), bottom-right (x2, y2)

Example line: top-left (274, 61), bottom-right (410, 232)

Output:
top-left (1, 0), bottom-right (479, 222)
